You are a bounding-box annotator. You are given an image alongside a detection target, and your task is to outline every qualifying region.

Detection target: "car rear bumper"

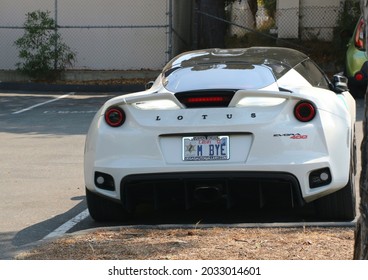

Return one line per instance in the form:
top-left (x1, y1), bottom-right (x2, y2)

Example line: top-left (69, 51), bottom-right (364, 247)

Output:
top-left (346, 59), bottom-right (368, 87)
top-left (119, 171), bottom-right (304, 211)
top-left (86, 158), bottom-right (348, 212)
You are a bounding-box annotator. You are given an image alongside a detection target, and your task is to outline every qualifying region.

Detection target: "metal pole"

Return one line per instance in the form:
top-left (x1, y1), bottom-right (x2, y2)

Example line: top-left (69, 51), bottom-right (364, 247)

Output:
top-left (54, 0), bottom-right (58, 70)
top-left (192, 0), bottom-right (199, 50)
top-left (167, 0), bottom-right (173, 62)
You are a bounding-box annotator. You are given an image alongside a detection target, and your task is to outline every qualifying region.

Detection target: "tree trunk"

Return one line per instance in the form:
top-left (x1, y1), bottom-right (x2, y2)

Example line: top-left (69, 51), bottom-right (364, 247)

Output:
top-left (353, 0), bottom-right (368, 260)
top-left (354, 94), bottom-right (368, 259)
top-left (197, 0), bottom-right (227, 48)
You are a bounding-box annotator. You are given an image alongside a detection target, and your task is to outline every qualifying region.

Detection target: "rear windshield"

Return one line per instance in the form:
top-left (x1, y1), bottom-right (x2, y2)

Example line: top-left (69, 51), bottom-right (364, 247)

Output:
top-left (163, 64), bottom-right (277, 92)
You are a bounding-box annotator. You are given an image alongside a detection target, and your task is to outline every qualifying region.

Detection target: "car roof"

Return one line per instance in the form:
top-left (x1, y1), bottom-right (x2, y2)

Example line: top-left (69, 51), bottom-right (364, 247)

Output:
top-left (163, 47), bottom-right (309, 74)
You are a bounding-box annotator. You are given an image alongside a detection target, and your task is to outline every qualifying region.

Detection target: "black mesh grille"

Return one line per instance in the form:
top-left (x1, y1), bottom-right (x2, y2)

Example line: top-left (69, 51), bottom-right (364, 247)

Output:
top-left (120, 172), bottom-right (303, 212)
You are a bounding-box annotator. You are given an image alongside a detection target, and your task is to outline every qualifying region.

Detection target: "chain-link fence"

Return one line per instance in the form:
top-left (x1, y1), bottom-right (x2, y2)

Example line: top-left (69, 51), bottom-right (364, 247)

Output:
top-left (221, 3), bottom-right (358, 43)
top-left (193, 0), bottom-right (361, 73)
top-left (0, 0), bottom-right (361, 73)
top-left (0, 0), bottom-right (190, 71)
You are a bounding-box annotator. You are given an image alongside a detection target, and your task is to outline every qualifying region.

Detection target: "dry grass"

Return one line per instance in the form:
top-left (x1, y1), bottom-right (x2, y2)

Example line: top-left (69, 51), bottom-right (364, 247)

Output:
top-left (17, 227), bottom-right (355, 260)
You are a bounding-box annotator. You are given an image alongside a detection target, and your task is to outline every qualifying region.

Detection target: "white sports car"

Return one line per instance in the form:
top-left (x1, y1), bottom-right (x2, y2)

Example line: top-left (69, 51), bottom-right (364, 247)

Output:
top-left (84, 47), bottom-right (356, 222)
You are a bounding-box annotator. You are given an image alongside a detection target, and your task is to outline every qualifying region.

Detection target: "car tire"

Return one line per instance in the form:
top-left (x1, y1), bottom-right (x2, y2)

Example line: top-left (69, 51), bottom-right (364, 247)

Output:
top-left (314, 168), bottom-right (356, 221)
top-left (351, 86), bottom-right (366, 98)
top-left (86, 188), bottom-right (129, 222)
top-left (315, 128), bottom-right (357, 221)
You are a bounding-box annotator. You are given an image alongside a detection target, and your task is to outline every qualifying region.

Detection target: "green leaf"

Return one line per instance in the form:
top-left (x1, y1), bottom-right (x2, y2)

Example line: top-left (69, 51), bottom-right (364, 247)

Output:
top-left (14, 9), bottom-right (76, 80)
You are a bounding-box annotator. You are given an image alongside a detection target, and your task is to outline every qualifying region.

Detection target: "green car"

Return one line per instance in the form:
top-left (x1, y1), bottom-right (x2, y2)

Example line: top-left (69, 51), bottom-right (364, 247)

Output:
top-left (345, 16), bottom-right (368, 96)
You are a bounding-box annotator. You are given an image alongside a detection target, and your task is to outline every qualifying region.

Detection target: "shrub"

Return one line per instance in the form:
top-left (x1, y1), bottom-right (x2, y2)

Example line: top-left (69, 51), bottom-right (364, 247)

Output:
top-left (14, 10), bottom-right (76, 80)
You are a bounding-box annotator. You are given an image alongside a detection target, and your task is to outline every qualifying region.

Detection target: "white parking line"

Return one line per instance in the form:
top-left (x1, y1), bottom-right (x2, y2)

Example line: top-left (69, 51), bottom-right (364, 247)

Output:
top-left (43, 209), bottom-right (89, 240)
top-left (12, 92), bottom-right (75, 114)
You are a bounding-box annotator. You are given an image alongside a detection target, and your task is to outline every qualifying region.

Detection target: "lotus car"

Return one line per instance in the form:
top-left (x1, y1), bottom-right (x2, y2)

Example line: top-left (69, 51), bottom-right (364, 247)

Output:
top-left (84, 47), bottom-right (356, 222)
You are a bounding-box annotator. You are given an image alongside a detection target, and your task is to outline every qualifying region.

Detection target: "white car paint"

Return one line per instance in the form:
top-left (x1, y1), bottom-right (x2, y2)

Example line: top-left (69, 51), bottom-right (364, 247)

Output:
top-left (84, 47), bottom-right (356, 221)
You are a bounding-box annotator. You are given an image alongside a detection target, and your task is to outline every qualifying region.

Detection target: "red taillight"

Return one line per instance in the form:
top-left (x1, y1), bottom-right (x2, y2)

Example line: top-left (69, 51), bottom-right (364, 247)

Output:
top-left (354, 72), bottom-right (364, 81)
top-left (175, 91), bottom-right (235, 108)
top-left (294, 101), bottom-right (316, 122)
top-left (187, 96), bottom-right (225, 103)
top-left (355, 19), bottom-right (365, 49)
top-left (105, 106), bottom-right (125, 127)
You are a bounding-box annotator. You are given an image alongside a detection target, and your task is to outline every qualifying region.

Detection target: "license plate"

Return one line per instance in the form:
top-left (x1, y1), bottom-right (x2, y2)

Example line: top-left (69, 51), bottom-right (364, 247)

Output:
top-left (182, 135), bottom-right (229, 161)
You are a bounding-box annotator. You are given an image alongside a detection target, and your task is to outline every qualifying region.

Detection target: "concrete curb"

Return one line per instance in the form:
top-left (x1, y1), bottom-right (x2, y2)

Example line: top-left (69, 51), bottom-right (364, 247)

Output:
top-left (0, 82), bottom-right (145, 93)
top-left (0, 69), bottom-right (160, 92)
top-left (65, 220), bottom-right (356, 236)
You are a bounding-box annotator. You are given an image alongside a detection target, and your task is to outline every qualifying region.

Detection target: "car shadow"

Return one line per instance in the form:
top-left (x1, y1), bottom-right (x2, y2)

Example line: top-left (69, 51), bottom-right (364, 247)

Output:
top-left (12, 197), bottom-right (87, 248)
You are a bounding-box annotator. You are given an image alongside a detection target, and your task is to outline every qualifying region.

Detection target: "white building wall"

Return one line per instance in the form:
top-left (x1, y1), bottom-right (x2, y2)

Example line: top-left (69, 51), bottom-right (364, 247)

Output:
top-left (0, 0), bottom-right (54, 70)
top-left (0, 0), bottom-right (54, 26)
top-left (300, 0), bottom-right (341, 41)
top-left (57, 0), bottom-right (168, 70)
top-left (276, 0), bottom-right (342, 41)
top-left (276, 0), bottom-right (300, 39)
top-left (0, 0), bottom-right (175, 70)
top-left (303, 0), bottom-right (340, 6)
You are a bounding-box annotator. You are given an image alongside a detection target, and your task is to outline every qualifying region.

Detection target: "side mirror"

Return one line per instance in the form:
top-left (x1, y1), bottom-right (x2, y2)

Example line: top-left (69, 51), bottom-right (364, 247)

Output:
top-left (332, 74), bottom-right (349, 93)
top-left (145, 81), bottom-right (155, 90)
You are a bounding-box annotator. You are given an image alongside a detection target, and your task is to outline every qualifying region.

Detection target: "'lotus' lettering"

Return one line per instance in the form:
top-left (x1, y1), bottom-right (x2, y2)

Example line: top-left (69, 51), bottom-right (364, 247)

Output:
top-left (153, 113), bottom-right (255, 121)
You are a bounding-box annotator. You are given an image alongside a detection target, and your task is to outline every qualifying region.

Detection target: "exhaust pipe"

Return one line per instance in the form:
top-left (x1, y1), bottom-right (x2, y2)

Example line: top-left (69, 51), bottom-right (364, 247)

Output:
top-left (194, 185), bottom-right (222, 203)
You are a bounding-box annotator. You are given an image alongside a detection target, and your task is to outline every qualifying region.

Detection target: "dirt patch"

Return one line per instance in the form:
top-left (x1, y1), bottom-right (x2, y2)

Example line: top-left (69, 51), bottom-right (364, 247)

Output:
top-left (16, 227), bottom-right (355, 260)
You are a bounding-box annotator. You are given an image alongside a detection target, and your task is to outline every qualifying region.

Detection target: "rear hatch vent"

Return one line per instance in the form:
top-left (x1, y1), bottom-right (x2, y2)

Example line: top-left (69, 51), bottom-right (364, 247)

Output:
top-left (175, 90), bottom-right (236, 108)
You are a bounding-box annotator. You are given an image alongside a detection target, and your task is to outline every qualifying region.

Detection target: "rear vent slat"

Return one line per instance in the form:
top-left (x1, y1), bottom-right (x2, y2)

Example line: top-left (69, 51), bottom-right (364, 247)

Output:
top-left (175, 90), bottom-right (236, 108)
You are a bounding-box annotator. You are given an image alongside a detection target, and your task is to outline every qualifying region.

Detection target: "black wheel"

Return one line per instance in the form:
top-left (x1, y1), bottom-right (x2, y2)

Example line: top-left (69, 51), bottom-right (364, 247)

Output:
top-left (315, 128), bottom-right (357, 221)
top-left (86, 188), bottom-right (129, 222)
top-left (348, 82), bottom-right (366, 98)
top-left (314, 169), bottom-right (356, 221)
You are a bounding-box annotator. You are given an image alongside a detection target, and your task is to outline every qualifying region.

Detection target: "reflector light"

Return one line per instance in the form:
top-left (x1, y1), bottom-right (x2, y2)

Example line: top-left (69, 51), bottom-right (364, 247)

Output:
top-left (187, 96), bottom-right (225, 103)
top-left (309, 168), bottom-right (332, 188)
top-left (294, 101), bottom-right (316, 122)
top-left (94, 172), bottom-right (115, 191)
top-left (354, 72), bottom-right (364, 81)
top-left (105, 106), bottom-right (125, 127)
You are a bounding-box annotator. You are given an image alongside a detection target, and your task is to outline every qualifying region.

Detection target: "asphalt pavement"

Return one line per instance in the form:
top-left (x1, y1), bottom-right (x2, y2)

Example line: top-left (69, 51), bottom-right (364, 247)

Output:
top-left (0, 90), bottom-right (121, 259)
